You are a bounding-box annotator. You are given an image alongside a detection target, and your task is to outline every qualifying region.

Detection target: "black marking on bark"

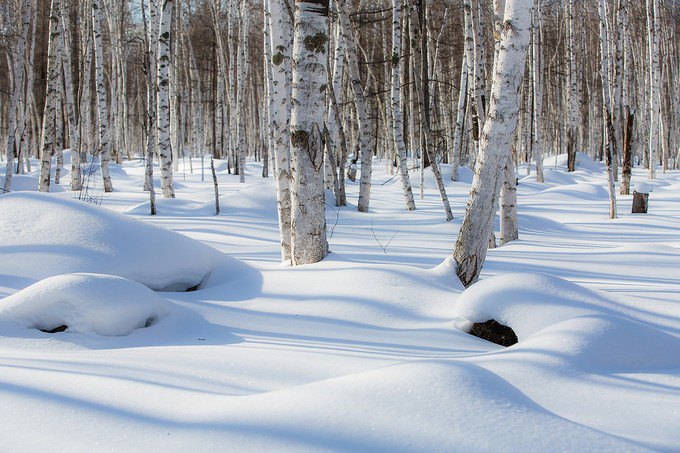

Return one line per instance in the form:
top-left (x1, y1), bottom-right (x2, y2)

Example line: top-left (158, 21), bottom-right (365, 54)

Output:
top-left (304, 32), bottom-right (328, 54)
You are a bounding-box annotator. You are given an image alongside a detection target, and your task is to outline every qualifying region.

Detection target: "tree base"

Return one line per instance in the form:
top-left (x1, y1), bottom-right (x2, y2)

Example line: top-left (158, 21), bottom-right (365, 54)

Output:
top-left (469, 319), bottom-right (518, 347)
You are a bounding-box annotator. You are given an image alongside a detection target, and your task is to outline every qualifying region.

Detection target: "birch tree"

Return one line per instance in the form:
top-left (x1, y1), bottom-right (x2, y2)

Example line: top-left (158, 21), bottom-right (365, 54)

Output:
top-left (267, 0), bottom-right (294, 261)
top-left (452, 0), bottom-right (533, 287)
top-left (289, 0), bottom-right (329, 265)
top-left (390, 0), bottom-right (416, 211)
top-left (337, 0), bottom-right (374, 213)
top-left (646, 0), bottom-right (661, 179)
top-left (598, 0), bottom-right (618, 219)
top-left (92, 0), bottom-right (113, 192)
top-left (38, 0), bottom-right (64, 193)
top-left (3, 0), bottom-right (30, 194)
top-left (157, 0), bottom-right (175, 198)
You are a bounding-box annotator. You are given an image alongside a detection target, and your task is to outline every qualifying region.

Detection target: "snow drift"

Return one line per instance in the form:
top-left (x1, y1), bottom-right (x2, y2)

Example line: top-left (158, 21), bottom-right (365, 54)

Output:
top-left (0, 273), bottom-right (170, 336)
top-left (0, 192), bottom-right (241, 291)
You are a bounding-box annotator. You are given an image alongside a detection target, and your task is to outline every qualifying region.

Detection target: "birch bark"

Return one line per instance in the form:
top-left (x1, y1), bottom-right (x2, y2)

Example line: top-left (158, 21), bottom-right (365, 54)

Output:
top-left (390, 0), bottom-right (416, 211)
top-left (92, 0), bottom-right (113, 192)
top-left (452, 0), bottom-right (533, 287)
top-left (267, 0), bottom-right (294, 262)
top-left (289, 0), bottom-right (329, 265)
top-left (157, 0), bottom-right (175, 197)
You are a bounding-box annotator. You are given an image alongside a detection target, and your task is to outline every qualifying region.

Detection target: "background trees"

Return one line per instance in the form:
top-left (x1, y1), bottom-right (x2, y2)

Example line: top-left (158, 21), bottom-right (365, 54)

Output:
top-left (0, 0), bottom-right (678, 265)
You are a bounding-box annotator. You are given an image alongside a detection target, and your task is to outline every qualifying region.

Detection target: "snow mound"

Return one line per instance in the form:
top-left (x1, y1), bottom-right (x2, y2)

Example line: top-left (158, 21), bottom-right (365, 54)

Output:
top-left (216, 183), bottom-right (278, 218)
top-left (125, 197), bottom-right (205, 216)
top-left (456, 273), bottom-right (680, 371)
top-left (455, 273), bottom-right (618, 339)
top-left (517, 314), bottom-right (680, 372)
top-left (521, 168), bottom-right (577, 186)
top-left (0, 192), bottom-right (237, 291)
top-left (243, 360), bottom-right (637, 450)
top-left (545, 152), bottom-right (602, 172)
top-left (0, 174), bottom-right (65, 192)
top-left (634, 182), bottom-right (653, 194)
top-left (455, 165), bottom-right (474, 183)
top-left (0, 273), bottom-right (170, 336)
top-left (537, 183), bottom-right (609, 200)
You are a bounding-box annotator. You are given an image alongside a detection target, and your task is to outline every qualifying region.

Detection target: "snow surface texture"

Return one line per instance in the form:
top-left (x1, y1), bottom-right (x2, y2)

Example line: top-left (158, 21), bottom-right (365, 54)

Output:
top-left (0, 155), bottom-right (679, 450)
top-left (0, 273), bottom-right (170, 336)
top-left (0, 192), bottom-right (246, 291)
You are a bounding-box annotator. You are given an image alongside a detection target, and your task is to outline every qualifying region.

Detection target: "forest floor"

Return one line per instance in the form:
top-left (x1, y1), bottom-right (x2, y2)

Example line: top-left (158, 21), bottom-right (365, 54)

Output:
top-left (0, 153), bottom-right (678, 451)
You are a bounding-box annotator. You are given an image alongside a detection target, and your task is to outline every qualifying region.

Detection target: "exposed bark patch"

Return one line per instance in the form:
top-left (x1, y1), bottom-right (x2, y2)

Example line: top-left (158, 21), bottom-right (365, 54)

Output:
top-left (272, 52), bottom-right (284, 66)
top-left (469, 319), bottom-right (518, 347)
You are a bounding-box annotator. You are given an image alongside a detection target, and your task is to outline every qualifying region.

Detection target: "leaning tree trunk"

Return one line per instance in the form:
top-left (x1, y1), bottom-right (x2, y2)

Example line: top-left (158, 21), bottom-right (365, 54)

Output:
top-left (157, 0), bottom-right (175, 198)
top-left (92, 0), bottom-right (113, 192)
top-left (390, 0), bottom-right (416, 211)
top-left (289, 0), bottom-right (329, 265)
top-left (452, 0), bottom-right (533, 287)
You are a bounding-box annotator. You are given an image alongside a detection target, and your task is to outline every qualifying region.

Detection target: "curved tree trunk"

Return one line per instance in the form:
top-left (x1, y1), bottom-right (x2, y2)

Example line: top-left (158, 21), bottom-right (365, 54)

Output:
top-left (452, 0), bottom-right (533, 287)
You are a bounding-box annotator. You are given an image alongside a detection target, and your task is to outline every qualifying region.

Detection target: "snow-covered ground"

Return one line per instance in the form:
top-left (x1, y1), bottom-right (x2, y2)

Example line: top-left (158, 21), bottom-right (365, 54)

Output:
top-left (0, 154), bottom-right (678, 451)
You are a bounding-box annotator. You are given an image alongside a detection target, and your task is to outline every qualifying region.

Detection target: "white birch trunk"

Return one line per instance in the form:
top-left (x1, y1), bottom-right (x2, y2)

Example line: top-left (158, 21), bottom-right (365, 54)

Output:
top-left (92, 0), bottom-right (113, 192)
top-left (157, 0), bottom-right (175, 198)
top-left (646, 0), bottom-right (661, 179)
top-left (452, 0), bottom-right (533, 287)
top-left (390, 0), bottom-right (416, 211)
top-left (38, 0), bottom-right (63, 193)
top-left (290, 0), bottom-right (329, 265)
top-left (451, 54), bottom-right (468, 182)
top-left (337, 0), bottom-right (374, 213)
top-left (59, 1), bottom-right (82, 191)
top-left (267, 0), bottom-right (293, 262)
top-left (598, 0), bottom-right (618, 219)
top-left (3, 0), bottom-right (30, 194)
top-left (532, 1), bottom-right (544, 183)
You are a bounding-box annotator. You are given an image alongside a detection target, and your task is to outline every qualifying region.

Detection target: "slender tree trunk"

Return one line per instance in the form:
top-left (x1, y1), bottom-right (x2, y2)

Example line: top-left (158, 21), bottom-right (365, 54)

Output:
top-left (451, 54), bottom-right (468, 182)
top-left (390, 0), bottom-right (416, 211)
top-left (157, 0), bottom-right (175, 198)
top-left (337, 0), bottom-right (374, 213)
top-left (38, 0), bottom-right (64, 193)
top-left (92, 0), bottom-right (113, 192)
top-left (598, 0), bottom-right (618, 219)
top-left (3, 0), bottom-right (30, 194)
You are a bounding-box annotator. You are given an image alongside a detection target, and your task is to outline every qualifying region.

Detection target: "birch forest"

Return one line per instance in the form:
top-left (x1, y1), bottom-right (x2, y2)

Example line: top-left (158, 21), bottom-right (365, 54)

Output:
top-left (1, 1), bottom-right (680, 447)
top-left (0, 0), bottom-right (677, 271)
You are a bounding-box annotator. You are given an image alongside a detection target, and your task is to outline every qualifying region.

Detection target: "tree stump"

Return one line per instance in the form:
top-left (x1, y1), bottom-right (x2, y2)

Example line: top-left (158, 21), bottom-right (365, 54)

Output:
top-left (632, 191), bottom-right (649, 214)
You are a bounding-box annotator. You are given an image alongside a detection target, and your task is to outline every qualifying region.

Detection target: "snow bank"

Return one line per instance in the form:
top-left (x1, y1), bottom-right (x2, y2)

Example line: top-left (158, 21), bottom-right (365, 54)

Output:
top-left (537, 183), bottom-right (609, 200)
top-left (544, 152), bottom-right (602, 172)
top-left (0, 192), bottom-right (238, 291)
top-left (0, 273), bottom-right (170, 336)
top-left (228, 360), bottom-right (638, 450)
top-left (521, 168), bottom-right (577, 186)
top-left (456, 272), bottom-right (680, 372)
top-left (0, 174), bottom-right (65, 192)
top-left (456, 273), bottom-right (622, 339)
